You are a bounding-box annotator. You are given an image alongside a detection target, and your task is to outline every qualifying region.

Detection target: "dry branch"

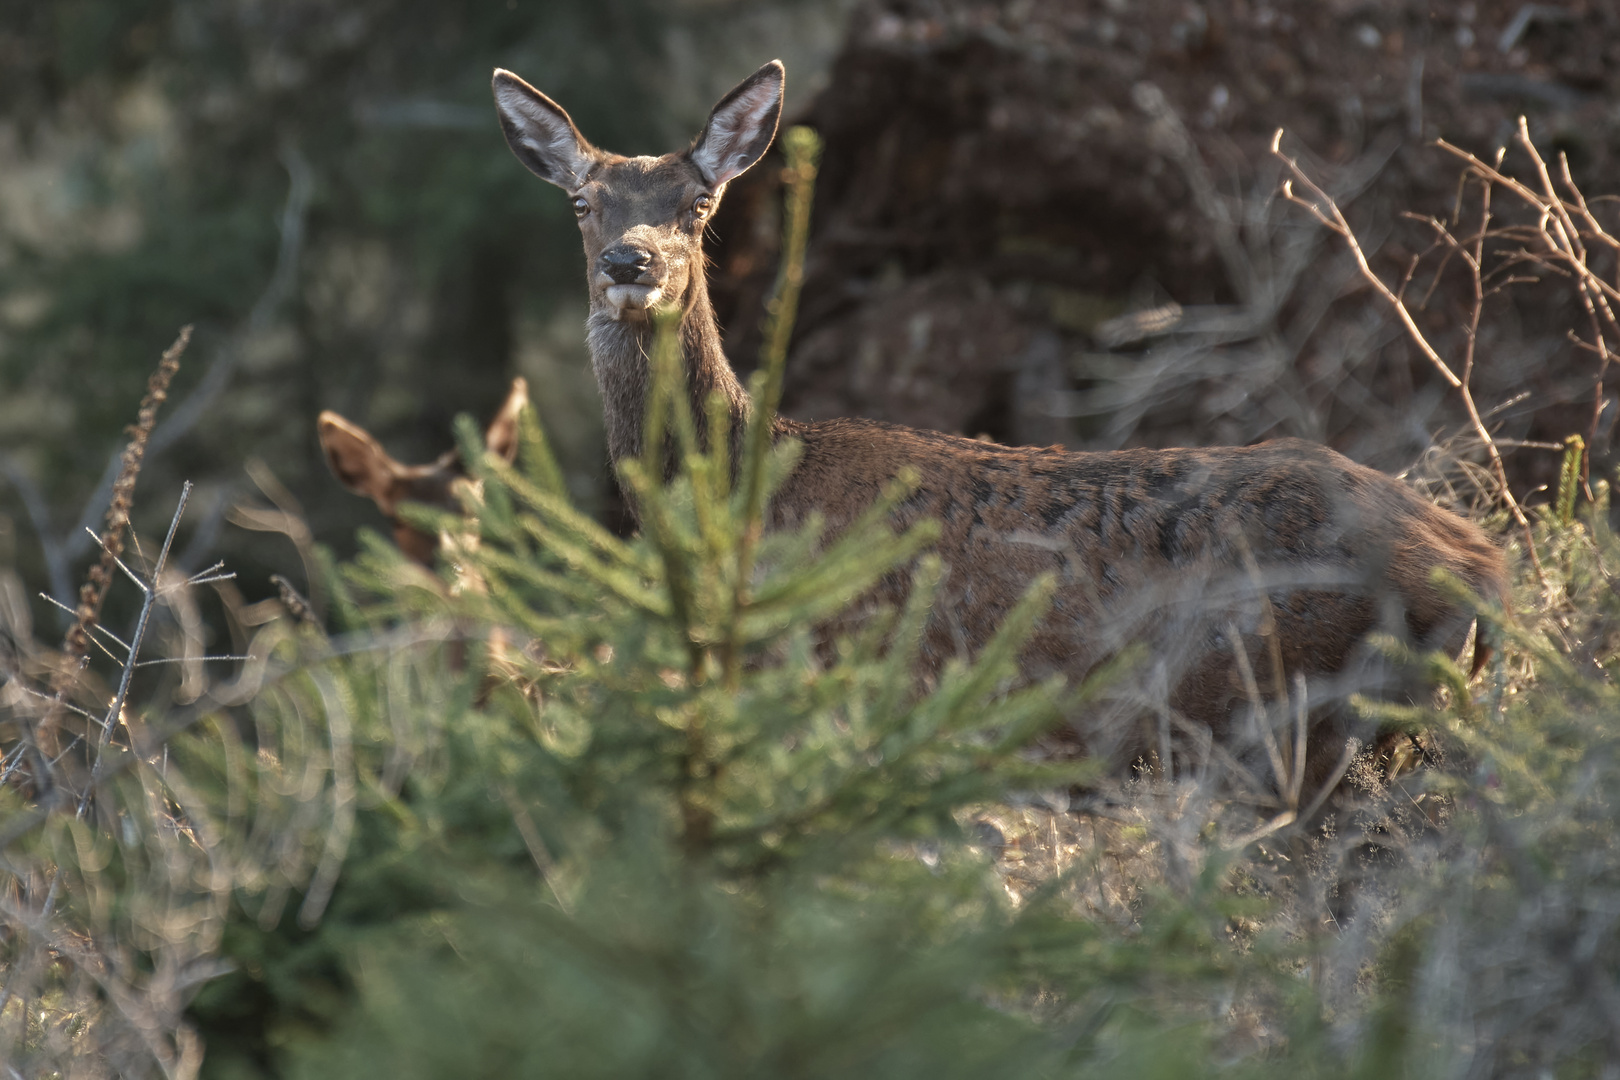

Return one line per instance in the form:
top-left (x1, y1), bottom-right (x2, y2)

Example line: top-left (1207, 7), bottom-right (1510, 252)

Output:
top-left (1430, 122), bottom-right (1620, 453)
top-left (1264, 122), bottom-right (1620, 588)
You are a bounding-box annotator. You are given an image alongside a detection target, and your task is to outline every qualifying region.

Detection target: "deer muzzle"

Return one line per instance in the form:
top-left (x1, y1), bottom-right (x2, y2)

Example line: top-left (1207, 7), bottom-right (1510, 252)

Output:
top-left (597, 244), bottom-right (664, 318)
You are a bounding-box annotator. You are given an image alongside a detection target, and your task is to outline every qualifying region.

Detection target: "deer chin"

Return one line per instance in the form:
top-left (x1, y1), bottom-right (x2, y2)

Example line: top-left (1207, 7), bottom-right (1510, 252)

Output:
top-left (603, 284), bottom-right (664, 319)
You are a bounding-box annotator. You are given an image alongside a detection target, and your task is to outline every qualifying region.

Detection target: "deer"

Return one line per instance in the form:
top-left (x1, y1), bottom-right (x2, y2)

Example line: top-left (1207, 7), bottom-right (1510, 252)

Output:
top-left (490, 60), bottom-right (1510, 801)
top-left (318, 378), bottom-right (550, 697)
top-left (318, 377), bottom-right (529, 568)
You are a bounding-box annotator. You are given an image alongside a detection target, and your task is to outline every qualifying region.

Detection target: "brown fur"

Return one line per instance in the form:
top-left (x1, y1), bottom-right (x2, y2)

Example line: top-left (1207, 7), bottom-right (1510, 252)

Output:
top-left (492, 63), bottom-right (1509, 791)
top-left (317, 378), bottom-right (540, 699)
top-left (318, 377), bottom-right (528, 565)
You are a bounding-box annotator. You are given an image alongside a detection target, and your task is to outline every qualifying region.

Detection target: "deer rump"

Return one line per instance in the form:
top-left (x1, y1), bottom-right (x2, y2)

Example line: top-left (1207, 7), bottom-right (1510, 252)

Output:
top-left (784, 424), bottom-right (1505, 784)
top-left (488, 59), bottom-right (1508, 794)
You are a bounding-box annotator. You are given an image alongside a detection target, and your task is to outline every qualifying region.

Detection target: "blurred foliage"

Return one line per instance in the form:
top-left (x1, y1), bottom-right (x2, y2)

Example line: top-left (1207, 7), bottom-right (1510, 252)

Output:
top-left (182, 411), bottom-right (1620, 1078)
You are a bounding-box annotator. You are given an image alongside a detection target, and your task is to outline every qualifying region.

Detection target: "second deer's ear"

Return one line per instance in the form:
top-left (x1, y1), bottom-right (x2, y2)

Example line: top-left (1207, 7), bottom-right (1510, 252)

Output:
top-left (318, 411), bottom-right (408, 516)
top-left (484, 377), bottom-right (530, 465)
top-left (492, 69), bottom-right (597, 190)
top-left (691, 60), bottom-right (785, 188)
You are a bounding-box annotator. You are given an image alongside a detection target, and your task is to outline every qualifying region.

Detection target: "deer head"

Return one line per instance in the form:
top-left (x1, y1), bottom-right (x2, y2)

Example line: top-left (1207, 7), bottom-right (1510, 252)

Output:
top-left (491, 61), bottom-right (785, 323)
top-left (318, 377), bottom-right (529, 566)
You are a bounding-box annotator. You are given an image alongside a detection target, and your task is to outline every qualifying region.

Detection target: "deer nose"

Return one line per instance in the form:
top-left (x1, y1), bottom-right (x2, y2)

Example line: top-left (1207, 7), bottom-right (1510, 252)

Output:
top-left (599, 246), bottom-right (654, 285)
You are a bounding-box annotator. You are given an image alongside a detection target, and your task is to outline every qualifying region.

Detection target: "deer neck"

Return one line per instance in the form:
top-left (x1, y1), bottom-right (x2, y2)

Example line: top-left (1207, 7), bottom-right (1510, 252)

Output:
top-left (585, 276), bottom-right (754, 468)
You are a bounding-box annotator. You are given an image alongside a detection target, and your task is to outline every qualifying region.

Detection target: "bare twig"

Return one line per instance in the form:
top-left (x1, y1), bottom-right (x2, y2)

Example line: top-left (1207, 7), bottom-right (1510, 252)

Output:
top-left (1227, 621), bottom-right (1291, 806)
top-left (1272, 129), bottom-right (1548, 584)
top-left (1433, 124), bottom-right (1620, 463)
top-left (75, 482), bottom-right (192, 820)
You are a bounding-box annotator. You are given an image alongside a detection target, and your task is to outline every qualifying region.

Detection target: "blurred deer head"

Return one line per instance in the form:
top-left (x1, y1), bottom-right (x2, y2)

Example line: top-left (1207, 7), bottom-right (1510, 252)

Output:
top-left (318, 377), bottom-right (528, 565)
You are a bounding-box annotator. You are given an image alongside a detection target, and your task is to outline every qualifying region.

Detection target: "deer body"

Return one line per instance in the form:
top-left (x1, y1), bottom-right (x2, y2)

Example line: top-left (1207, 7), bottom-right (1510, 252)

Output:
top-left (785, 427), bottom-right (1498, 719)
top-left (492, 62), bottom-right (1508, 785)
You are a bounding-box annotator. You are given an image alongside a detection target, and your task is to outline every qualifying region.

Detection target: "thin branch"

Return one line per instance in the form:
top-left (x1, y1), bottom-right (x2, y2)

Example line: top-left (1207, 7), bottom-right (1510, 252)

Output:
top-left (76, 482), bottom-right (192, 820)
top-left (1273, 132), bottom-right (1460, 388)
top-left (46, 737), bottom-right (84, 768)
top-left (0, 745), bottom-right (27, 788)
top-left (180, 562), bottom-right (229, 588)
top-left (1553, 154), bottom-right (1619, 488)
top-left (1273, 129), bottom-right (1546, 583)
top-left (39, 594), bottom-right (131, 654)
top-left (132, 654), bottom-right (254, 669)
top-left (86, 529), bottom-right (148, 591)
top-left (1435, 134), bottom-right (1620, 311)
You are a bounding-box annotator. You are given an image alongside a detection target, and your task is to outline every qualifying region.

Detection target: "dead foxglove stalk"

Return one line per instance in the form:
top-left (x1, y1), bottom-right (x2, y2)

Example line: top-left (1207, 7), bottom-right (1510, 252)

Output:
top-left (32, 326), bottom-right (191, 784)
top-left (67, 326), bottom-right (192, 663)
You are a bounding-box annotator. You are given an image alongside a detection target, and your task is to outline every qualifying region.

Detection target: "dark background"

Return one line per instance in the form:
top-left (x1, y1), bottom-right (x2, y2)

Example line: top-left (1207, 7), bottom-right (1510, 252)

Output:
top-left (3, 0), bottom-right (1616, 639)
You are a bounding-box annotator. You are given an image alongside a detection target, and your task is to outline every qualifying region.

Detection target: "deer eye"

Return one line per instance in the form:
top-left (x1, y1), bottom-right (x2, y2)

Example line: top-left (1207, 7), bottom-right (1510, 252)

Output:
top-left (693, 194), bottom-right (713, 216)
top-left (572, 196), bottom-right (590, 218)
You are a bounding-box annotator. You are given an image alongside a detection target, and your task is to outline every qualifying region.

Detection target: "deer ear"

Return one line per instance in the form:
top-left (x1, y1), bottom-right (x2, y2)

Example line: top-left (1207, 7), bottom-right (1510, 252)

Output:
top-left (691, 60), bottom-right (785, 188)
top-left (492, 69), bottom-right (597, 190)
top-left (318, 411), bottom-right (407, 516)
top-left (484, 377), bottom-right (529, 465)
